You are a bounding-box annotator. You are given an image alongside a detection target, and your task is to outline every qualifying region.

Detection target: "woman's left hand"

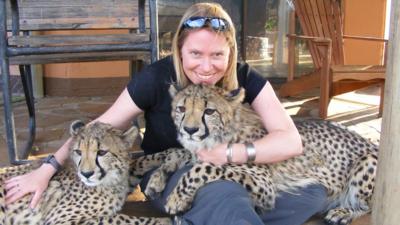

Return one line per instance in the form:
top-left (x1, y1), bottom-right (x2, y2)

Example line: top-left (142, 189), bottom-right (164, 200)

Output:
top-left (195, 143), bottom-right (228, 166)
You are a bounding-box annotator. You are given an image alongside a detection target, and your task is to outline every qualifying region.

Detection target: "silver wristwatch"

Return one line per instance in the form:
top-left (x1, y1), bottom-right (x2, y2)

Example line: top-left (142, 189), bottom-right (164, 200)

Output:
top-left (43, 155), bottom-right (62, 172)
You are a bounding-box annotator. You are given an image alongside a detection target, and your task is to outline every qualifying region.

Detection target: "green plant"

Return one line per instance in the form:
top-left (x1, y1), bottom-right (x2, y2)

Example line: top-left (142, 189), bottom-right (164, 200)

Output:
top-left (265, 18), bottom-right (278, 31)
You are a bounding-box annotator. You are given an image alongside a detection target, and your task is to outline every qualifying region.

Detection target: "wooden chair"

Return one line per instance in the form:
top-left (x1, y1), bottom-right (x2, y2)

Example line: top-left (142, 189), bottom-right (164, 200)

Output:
top-left (279, 0), bottom-right (387, 119)
top-left (0, 0), bottom-right (158, 164)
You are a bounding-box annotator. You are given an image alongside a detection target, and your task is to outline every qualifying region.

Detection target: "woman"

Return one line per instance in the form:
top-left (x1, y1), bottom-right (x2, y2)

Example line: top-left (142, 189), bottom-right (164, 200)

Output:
top-left (5, 3), bottom-right (327, 225)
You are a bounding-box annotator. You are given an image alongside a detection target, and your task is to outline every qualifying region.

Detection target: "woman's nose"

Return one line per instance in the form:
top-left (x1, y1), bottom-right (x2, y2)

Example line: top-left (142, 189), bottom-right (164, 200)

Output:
top-left (200, 58), bottom-right (212, 72)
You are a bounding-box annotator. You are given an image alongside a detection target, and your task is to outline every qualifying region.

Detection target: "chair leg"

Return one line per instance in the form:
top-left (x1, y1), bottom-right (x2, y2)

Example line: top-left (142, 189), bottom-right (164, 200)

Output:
top-left (1, 58), bottom-right (20, 164)
top-left (318, 43), bottom-right (332, 119)
top-left (19, 65), bottom-right (36, 159)
top-left (319, 69), bottom-right (330, 119)
top-left (319, 93), bottom-right (330, 119)
top-left (378, 81), bottom-right (385, 117)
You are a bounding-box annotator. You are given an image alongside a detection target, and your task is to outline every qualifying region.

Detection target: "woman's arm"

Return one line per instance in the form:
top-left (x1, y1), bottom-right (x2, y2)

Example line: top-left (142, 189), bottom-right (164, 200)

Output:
top-left (197, 82), bottom-right (302, 165)
top-left (5, 88), bottom-right (143, 207)
top-left (247, 82), bottom-right (302, 163)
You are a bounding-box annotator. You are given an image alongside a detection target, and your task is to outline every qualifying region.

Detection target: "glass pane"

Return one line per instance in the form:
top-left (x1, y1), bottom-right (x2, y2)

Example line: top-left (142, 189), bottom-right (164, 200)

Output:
top-left (245, 0), bottom-right (291, 79)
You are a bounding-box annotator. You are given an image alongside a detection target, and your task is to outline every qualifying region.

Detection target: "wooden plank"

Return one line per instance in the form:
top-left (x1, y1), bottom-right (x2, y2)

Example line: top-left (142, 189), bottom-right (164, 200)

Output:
top-left (6, 0), bottom-right (143, 30)
top-left (319, 0), bottom-right (336, 65)
top-left (9, 51), bottom-right (150, 65)
top-left (317, 41), bottom-right (331, 119)
top-left (331, 80), bottom-right (381, 96)
top-left (331, 65), bottom-right (385, 73)
top-left (287, 10), bottom-right (296, 81)
top-left (332, 72), bottom-right (385, 82)
top-left (279, 71), bottom-right (320, 97)
top-left (309, 0), bottom-right (324, 38)
top-left (316, 0), bottom-right (330, 38)
top-left (295, 0), bottom-right (320, 68)
top-left (372, 0), bottom-right (400, 223)
top-left (301, 0), bottom-right (321, 67)
top-left (8, 33), bottom-right (149, 46)
top-left (331, 0), bottom-right (344, 64)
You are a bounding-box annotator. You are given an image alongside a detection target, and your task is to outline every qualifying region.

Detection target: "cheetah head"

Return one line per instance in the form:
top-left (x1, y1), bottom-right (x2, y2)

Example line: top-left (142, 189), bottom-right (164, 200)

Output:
top-left (69, 120), bottom-right (138, 187)
top-left (169, 84), bottom-right (244, 152)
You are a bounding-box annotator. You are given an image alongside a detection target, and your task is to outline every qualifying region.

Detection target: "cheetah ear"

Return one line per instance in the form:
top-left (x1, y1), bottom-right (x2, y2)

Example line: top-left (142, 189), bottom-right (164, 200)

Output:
top-left (224, 88), bottom-right (245, 105)
top-left (169, 84), bottom-right (183, 98)
top-left (70, 120), bottom-right (85, 136)
top-left (121, 126), bottom-right (139, 149)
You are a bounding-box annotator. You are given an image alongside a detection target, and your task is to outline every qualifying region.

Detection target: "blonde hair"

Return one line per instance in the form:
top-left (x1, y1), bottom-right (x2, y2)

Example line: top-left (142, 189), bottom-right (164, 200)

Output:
top-left (171, 3), bottom-right (238, 90)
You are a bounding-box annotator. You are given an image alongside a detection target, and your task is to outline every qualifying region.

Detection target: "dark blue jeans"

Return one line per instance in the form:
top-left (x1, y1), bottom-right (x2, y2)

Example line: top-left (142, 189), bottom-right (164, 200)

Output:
top-left (141, 165), bottom-right (327, 225)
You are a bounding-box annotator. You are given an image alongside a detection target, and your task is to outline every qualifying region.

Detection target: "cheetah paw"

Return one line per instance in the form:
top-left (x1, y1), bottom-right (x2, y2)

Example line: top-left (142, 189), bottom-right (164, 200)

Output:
top-left (144, 170), bottom-right (168, 199)
top-left (164, 192), bottom-right (192, 215)
top-left (324, 208), bottom-right (353, 225)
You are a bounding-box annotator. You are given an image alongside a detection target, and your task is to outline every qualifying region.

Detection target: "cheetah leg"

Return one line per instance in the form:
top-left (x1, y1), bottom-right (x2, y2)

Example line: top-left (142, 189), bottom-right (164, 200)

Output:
top-left (71, 214), bottom-right (173, 225)
top-left (130, 151), bottom-right (168, 177)
top-left (129, 148), bottom-right (188, 188)
top-left (324, 154), bottom-right (377, 225)
top-left (144, 149), bottom-right (193, 199)
top-left (0, 173), bottom-right (6, 225)
top-left (164, 163), bottom-right (276, 215)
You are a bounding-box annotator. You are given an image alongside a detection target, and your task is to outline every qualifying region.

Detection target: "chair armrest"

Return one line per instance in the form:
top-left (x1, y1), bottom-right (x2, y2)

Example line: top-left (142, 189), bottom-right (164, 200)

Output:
top-left (343, 35), bottom-right (388, 43)
top-left (287, 34), bottom-right (332, 43)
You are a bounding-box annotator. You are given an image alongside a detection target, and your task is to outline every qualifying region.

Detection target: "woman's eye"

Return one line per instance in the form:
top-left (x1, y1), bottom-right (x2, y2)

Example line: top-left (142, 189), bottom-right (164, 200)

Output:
top-left (204, 108), bottom-right (216, 115)
top-left (177, 106), bottom-right (186, 113)
top-left (97, 150), bottom-right (108, 156)
top-left (74, 150), bottom-right (82, 156)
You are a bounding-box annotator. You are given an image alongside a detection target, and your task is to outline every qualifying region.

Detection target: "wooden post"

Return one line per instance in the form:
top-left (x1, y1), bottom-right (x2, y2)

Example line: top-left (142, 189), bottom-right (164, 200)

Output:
top-left (372, 0), bottom-right (400, 224)
top-left (287, 10), bottom-right (296, 82)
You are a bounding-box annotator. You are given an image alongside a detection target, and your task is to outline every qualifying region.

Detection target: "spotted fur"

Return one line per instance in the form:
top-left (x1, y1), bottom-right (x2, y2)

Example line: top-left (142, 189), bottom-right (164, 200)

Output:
top-left (0, 121), bottom-right (172, 225)
top-left (137, 84), bottom-right (378, 225)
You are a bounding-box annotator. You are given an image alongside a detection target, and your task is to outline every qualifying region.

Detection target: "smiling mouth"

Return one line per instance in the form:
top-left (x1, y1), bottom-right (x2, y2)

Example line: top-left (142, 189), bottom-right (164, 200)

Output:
top-left (196, 73), bottom-right (214, 81)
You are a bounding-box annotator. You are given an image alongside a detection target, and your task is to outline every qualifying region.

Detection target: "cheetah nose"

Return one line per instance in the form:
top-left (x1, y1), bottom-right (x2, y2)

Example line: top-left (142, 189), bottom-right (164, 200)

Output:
top-left (184, 126), bottom-right (199, 135)
top-left (81, 171), bottom-right (95, 179)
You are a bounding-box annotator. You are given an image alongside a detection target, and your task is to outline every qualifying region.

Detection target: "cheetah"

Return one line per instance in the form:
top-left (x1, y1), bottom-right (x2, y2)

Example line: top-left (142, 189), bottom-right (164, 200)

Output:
top-left (0, 121), bottom-right (172, 225)
top-left (134, 84), bottom-right (378, 225)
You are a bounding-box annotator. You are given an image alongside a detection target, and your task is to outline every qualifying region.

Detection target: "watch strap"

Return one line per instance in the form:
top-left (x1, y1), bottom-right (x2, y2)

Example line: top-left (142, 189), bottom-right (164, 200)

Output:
top-left (43, 155), bottom-right (62, 172)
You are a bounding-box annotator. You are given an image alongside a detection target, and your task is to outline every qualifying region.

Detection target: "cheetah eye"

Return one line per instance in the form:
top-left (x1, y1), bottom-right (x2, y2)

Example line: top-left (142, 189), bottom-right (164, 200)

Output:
top-left (97, 150), bottom-right (108, 156)
top-left (204, 108), bottom-right (216, 115)
top-left (74, 149), bottom-right (82, 156)
top-left (177, 106), bottom-right (186, 113)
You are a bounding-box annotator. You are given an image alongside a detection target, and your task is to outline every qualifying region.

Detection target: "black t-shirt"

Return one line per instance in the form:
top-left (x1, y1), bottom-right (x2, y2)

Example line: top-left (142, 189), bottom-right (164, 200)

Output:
top-left (127, 56), bottom-right (267, 154)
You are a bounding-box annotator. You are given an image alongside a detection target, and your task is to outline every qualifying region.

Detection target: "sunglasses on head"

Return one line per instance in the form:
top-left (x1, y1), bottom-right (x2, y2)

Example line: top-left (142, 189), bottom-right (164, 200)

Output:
top-left (182, 17), bottom-right (229, 31)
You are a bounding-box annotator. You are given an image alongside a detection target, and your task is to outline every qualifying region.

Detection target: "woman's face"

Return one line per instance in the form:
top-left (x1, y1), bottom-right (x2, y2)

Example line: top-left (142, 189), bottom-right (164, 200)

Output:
top-left (180, 29), bottom-right (230, 85)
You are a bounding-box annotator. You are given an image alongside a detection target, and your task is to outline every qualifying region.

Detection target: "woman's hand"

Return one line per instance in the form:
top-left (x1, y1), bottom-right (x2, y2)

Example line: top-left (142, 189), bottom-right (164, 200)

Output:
top-left (195, 143), bottom-right (229, 166)
top-left (5, 164), bottom-right (56, 208)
